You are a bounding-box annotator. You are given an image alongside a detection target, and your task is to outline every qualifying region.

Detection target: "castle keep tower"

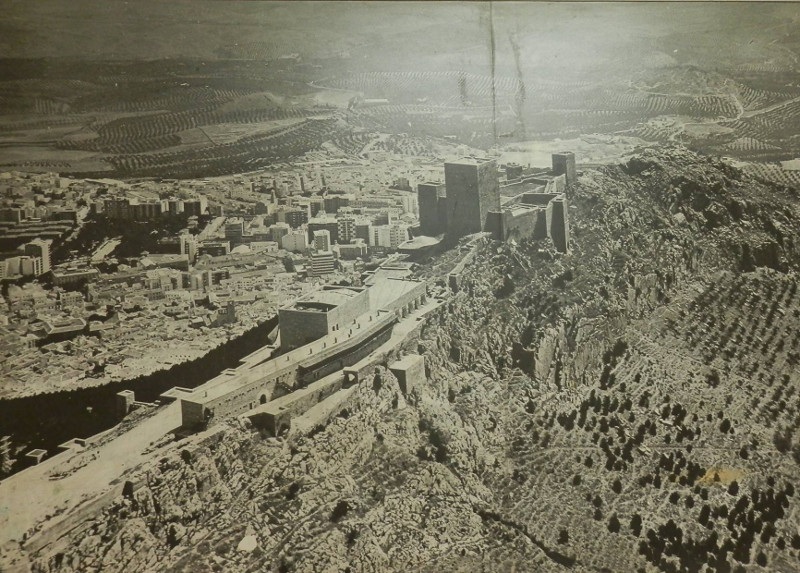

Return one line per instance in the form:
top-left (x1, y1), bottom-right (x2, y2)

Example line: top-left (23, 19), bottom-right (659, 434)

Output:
top-left (444, 157), bottom-right (500, 238)
top-left (552, 152), bottom-right (576, 187)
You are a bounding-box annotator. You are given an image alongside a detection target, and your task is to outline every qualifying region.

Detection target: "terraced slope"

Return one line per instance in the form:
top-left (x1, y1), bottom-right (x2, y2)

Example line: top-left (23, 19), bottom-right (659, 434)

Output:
top-left (14, 147), bottom-right (800, 573)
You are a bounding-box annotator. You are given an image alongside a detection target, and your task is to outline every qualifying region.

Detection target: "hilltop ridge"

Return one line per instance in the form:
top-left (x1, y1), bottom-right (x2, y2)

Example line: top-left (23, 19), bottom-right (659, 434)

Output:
top-left (10, 148), bottom-right (800, 573)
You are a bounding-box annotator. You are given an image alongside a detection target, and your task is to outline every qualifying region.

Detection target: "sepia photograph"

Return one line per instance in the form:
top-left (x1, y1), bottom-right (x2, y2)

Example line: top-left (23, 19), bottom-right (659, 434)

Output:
top-left (1, 1), bottom-right (800, 571)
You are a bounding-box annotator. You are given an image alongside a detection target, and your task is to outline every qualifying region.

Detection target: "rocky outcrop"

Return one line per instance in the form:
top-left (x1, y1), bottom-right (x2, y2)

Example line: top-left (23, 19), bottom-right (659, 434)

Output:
top-left (22, 147), bottom-right (800, 573)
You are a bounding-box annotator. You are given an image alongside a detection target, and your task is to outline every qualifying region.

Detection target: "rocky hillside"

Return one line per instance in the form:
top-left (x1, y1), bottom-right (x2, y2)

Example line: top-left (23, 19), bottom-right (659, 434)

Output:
top-left (26, 148), bottom-right (800, 572)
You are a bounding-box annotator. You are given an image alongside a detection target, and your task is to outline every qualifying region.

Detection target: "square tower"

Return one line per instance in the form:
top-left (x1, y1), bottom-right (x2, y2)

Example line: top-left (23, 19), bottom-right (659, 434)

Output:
top-left (546, 195), bottom-right (570, 253)
top-left (444, 157), bottom-right (499, 238)
top-left (552, 152), bottom-right (576, 187)
top-left (417, 182), bottom-right (446, 236)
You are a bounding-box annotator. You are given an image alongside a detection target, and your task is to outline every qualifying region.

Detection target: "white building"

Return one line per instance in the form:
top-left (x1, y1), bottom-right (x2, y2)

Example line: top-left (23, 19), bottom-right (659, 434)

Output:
top-left (180, 234), bottom-right (197, 262)
top-left (281, 229), bottom-right (309, 252)
top-left (313, 229), bottom-right (331, 252)
top-left (400, 192), bottom-right (418, 216)
top-left (372, 224), bottom-right (409, 250)
top-left (309, 251), bottom-right (336, 277)
top-left (336, 239), bottom-right (369, 260)
top-left (19, 256), bottom-right (41, 277)
top-left (24, 238), bottom-right (51, 275)
top-left (269, 222), bottom-right (291, 244)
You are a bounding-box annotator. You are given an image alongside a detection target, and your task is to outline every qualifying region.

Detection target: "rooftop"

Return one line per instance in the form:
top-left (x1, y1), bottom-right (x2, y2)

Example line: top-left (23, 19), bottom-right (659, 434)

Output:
top-left (398, 235), bottom-right (442, 250)
top-left (368, 276), bottom-right (424, 312)
top-left (308, 214), bottom-right (337, 224)
top-left (43, 318), bottom-right (86, 335)
top-left (445, 156), bottom-right (494, 167)
top-left (52, 268), bottom-right (99, 277)
top-left (390, 353), bottom-right (423, 371)
top-left (139, 254), bottom-right (189, 267)
top-left (290, 285), bottom-right (366, 312)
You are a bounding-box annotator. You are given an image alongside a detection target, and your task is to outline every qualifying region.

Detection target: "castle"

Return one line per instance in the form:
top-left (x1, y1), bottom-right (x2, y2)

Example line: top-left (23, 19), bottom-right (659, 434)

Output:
top-left (415, 152), bottom-right (574, 253)
top-left (176, 152), bottom-right (576, 430)
top-left (178, 267), bottom-right (428, 430)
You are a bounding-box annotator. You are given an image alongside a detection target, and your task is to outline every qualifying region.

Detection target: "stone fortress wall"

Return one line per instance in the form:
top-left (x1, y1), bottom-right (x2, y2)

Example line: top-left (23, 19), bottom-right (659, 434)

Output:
top-left (416, 152), bottom-right (575, 253)
top-left (278, 285), bottom-right (371, 350)
top-left (179, 272), bottom-right (428, 429)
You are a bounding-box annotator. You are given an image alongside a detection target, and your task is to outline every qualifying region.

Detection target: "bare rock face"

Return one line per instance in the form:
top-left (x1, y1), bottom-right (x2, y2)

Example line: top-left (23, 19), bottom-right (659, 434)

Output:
top-left (24, 149), bottom-right (800, 572)
top-left (738, 236), bottom-right (785, 272)
top-left (98, 518), bottom-right (160, 571)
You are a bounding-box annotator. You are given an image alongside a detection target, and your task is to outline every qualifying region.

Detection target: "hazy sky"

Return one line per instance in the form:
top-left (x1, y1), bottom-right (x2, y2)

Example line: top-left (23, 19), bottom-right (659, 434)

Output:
top-left (0, 1), bottom-right (797, 70)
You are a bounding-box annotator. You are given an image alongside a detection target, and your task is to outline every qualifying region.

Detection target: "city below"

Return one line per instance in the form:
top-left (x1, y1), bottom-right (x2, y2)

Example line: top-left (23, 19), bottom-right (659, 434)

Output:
top-left (2, 3), bottom-right (800, 573)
